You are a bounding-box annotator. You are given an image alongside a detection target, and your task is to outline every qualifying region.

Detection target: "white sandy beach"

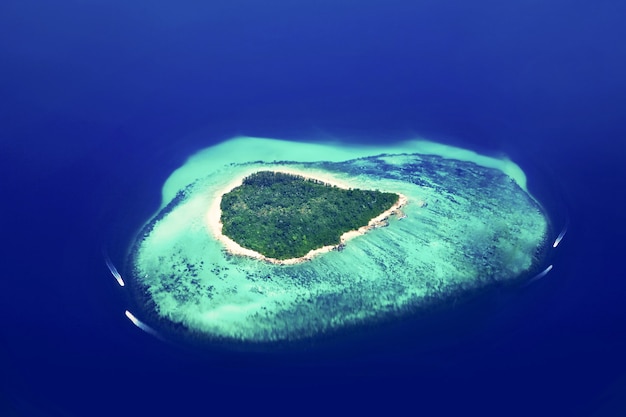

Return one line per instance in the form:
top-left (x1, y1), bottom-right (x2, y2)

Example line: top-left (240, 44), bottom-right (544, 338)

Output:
top-left (205, 168), bottom-right (408, 265)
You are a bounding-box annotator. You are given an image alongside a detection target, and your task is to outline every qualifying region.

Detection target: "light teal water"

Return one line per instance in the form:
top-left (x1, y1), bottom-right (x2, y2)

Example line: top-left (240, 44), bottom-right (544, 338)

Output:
top-left (128, 137), bottom-right (549, 343)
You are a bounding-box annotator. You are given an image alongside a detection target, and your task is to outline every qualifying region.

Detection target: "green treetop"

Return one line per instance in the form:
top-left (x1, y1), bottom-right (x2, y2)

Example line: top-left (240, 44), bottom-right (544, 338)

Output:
top-left (220, 171), bottom-right (399, 260)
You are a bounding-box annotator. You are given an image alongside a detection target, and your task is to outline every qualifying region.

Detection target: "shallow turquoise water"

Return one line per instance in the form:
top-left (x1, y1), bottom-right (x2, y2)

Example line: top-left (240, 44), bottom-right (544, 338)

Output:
top-left (127, 137), bottom-right (550, 343)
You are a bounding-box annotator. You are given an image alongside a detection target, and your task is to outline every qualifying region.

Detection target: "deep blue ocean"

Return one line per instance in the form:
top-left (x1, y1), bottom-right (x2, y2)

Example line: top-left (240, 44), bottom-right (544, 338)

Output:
top-left (1, 1), bottom-right (625, 416)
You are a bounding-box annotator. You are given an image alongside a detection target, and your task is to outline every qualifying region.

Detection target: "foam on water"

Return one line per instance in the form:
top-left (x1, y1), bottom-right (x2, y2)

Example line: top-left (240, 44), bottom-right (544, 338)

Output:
top-left (127, 136), bottom-right (549, 344)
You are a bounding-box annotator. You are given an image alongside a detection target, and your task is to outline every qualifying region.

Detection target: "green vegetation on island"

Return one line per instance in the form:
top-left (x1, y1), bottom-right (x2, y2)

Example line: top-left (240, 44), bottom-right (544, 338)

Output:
top-left (220, 171), bottom-right (400, 260)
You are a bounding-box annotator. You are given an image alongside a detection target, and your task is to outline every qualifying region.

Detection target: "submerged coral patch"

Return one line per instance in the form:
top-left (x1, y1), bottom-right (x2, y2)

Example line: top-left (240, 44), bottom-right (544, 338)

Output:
top-left (126, 137), bottom-right (550, 344)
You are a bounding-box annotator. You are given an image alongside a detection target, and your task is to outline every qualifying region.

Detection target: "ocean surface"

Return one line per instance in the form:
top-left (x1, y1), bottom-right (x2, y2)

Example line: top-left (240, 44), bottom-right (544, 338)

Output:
top-left (1, 1), bottom-right (625, 416)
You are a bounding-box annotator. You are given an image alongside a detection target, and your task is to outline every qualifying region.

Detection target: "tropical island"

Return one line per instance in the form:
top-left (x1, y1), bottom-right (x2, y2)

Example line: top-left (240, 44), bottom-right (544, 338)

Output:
top-left (219, 171), bottom-right (404, 262)
top-left (129, 137), bottom-right (552, 344)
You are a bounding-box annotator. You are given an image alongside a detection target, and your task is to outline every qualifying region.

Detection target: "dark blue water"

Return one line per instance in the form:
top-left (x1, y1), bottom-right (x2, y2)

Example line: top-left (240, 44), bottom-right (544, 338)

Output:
top-left (2, 1), bottom-right (625, 416)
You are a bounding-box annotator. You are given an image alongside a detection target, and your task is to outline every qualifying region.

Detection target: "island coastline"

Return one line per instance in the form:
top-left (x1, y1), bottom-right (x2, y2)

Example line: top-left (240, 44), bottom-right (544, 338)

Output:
top-left (205, 168), bottom-right (408, 265)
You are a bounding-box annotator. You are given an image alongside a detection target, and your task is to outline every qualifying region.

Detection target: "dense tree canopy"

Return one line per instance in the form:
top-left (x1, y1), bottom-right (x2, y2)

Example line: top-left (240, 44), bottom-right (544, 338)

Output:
top-left (220, 171), bottom-right (399, 260)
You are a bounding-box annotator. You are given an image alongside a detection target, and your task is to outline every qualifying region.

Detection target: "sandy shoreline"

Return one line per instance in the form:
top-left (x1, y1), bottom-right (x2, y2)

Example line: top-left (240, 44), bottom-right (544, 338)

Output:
top-left (205, 168), bottom-right (408, 265)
